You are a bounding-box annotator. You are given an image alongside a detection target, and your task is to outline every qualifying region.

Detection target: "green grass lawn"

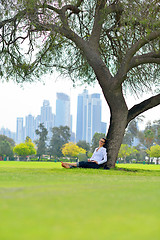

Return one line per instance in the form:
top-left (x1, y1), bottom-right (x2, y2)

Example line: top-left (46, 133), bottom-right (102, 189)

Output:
top-left (0, 161), bottom-right (160, 240)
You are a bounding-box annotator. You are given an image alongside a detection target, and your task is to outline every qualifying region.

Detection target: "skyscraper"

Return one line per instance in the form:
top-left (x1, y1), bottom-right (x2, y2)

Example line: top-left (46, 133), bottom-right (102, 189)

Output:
top-left (76, 90), bottom-right (106, 143)
top-left (34, 115), bottom-right (41, 140)
top-left (55, 93), bottom-right (72, 131)
top-left (0, 127), bottom-right (16, 142)
top-left (76, 91), bottom-right (84, 142)
top-left (101, 122), bottom-right (107, 135)
top-left (40, 100), bottom-right (55, 139)
top-left (88, 93), bottom-right (102, 142)
top-left (16, 117), bottom-right (24, 143)
top-left (25, 114), bottom-right (35, 141)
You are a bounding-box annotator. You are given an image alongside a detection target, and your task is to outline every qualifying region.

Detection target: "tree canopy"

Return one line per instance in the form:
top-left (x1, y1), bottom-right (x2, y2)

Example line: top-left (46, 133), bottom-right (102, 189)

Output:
top-left (146, 144), bottom-right (160, 162)
top-left (25, 136), bottom-right (37, 155)
top-left (13, 139), bottom-right (36, 157)
top-left (118, 144), bottom-right (138, 163)
top-left (136, 121), bottom-right (160, 149)
top-left (0, 140), bottom-right (14, 158)
top-left (62, 142), bottom-right (86, 157)
top-left (35, 123), bottom-right (48, 159)
top-left (1, 0), bottom-right (160, 168)
top-left (49, 126), bottom-right (71, 157)
top-left (0, 135), bottom-right (15, 147)
top-left (0, 0), bottom-right (159, 90)
top-left (77, 140), bottom-right (90, 153)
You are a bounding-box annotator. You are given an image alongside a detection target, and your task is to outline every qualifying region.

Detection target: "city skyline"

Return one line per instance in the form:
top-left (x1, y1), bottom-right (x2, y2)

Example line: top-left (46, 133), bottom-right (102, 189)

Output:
top-left (15, 96), bottom-right (73, 143)
top-left (0, 75), bottom-right (160, 135)
top-left (0, 89), bottom-right (107, 143)
top-left (0, 77), bottom-right (110, 134)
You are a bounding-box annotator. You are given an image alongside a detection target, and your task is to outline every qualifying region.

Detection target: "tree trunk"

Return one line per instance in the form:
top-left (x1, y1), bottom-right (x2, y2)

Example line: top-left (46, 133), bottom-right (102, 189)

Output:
top-left (81, 46), bottom-right (129, 169)
top-left (102, 87), bottom-right (128, 169)
top-left (105, 112), bottom-right (128, 168)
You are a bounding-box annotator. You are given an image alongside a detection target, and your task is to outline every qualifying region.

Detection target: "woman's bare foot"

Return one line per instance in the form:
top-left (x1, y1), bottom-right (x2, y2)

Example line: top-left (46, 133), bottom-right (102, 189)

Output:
top-left (61, 162), bottom-right (71, 168)
top-left (61, 162), bottom-right (66, 168)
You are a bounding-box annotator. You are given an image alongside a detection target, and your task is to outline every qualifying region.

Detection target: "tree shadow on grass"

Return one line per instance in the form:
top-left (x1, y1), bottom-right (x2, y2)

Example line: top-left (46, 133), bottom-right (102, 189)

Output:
top-left (114, 166), bottom-right (160, 174)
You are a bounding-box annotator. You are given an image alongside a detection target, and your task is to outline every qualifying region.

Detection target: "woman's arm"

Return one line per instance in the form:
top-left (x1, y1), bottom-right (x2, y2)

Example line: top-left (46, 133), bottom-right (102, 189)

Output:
top-left (98, 148), bottom-right (107, 165)
top-left (88, 148), bottom-right (97, 162)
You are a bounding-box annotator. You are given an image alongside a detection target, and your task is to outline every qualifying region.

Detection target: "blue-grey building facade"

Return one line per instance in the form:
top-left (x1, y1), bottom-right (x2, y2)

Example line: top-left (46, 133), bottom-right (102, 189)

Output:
top-left (76, 90), bottom-right (107, 143)
top-left (34, 115), bottom-right (41, 140)
top-left (55, 93), bottom-right (72, 131)
top-left (40, 100), bottom-right (55, 140)
top-left (16, 117), bottom-right (24, 144)
top-left (0, 127), bottom-right (16, 142)
top-left (25, 114), bottom-right (35, 141)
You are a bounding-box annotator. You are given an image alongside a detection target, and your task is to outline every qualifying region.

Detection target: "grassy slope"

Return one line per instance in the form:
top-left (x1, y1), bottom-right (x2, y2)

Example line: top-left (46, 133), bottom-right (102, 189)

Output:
top-left (0, 162), bottom-right (160, 240)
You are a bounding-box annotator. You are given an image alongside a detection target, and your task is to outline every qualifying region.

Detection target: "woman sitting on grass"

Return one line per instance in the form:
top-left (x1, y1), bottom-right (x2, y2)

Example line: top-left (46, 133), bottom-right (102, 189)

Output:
top-left (61, 138), bottom-right (107, 169)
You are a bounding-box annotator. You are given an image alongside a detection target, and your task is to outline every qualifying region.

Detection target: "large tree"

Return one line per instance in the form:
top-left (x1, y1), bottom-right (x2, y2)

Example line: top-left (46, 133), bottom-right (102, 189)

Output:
top-left (13, 139), bottom-right (36, 159)
top-left (0, 135), bottom-right (15, 147)
top-left (77, 140), bottom-right (90, 155)
top-left (62, 142), bottom-right (86, 158)
top-left (0, 0), bottom-right (160, 168)
top-left (49, 126), bottom-right (71, 158)
top-left (123, 119), bottom-right (139, 146)
top-left (35, 123), bottom-right (48, 160)
top-left (0, 140), bottom-right (14, 159)
top-left (146, 144), bottom-right (160, 164)
top-left (152, 120), bottom-right (160, 145)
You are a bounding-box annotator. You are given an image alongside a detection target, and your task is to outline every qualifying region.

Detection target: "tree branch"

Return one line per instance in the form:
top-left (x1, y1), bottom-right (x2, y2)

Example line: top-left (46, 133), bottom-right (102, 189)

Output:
top-left (44, 4), bottom-right (61, 14)
top-left (129, 51), bottom-right (160, 69)
top-left (126, 30), bottom-right (160, 62)
top-left (0, 10), bottom-right (26, 29)
top-left (75, 0), bottom-right (84, 7)
top-left (105, 0), bottom-right (123, 15)
top-left (127, 94), bottom-right (160, 125)
top-left (89, 0), bottom-right (106, 49)
top-left (61, 5), bottom-right (81, 14)
top-left (89, 0), bottom-right (123, 49)
top-left (116, 30), bottom-right (160, 82)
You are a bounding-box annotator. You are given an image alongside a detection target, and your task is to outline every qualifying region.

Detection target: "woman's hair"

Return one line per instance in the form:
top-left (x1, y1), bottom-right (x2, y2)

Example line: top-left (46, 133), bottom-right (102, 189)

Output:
top-left (102, 138), bottom-right (107, 149)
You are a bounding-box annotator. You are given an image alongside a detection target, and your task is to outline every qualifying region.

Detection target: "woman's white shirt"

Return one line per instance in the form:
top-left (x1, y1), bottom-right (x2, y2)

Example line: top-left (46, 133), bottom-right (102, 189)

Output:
top-left (90, 147), bottom-right (107, 165)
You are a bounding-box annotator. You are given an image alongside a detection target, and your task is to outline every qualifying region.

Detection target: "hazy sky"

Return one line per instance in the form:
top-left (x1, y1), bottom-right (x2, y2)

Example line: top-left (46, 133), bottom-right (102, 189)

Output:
top-left (0, 72), bottom-right (160, 133)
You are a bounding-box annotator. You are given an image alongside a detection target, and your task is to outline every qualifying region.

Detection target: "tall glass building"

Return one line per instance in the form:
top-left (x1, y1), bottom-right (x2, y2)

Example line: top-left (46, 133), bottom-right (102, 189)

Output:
top-left (16, 117), bottom-right (24, 144)
top-left (0, 127), bottom-right (16, 142)
top-left (55, 93), bottom-right (72, 131)
top-left (40, 100), bottom-right (55, 140)
top-left (25, 114), bottom-right (35, 141)
top-left (34, 115), bottom-right (41, 140)
top-left (76, 91), bottom-right (85, 142)
top-left (76, 90), bottom-right (106, 143)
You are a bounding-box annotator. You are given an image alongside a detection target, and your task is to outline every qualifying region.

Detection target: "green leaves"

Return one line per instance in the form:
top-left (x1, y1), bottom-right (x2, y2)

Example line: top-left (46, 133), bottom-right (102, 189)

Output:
top-left (118, 144), bottom-right (138, 162)
top-left (35, 123), bottom-right (48, 158)
top-left (146, 144), bottom-right (160, 158)
top-left (0, 0), bottom-right (160, 92)
top-left (13, 142), bottom-right (36, 157)
top-left (62, 142), bottom-right (86, 157)
top-left (49, 126), bottom-right (71, 157)
top-left (0, 140), bottom-right (14, 158)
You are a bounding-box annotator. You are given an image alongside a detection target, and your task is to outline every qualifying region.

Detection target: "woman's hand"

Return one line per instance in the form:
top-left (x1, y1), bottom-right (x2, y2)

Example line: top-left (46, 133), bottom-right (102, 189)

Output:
top-left (88, 159), bottom-right (98, 164)
top-left (92, 161), bottom-right (98, 164)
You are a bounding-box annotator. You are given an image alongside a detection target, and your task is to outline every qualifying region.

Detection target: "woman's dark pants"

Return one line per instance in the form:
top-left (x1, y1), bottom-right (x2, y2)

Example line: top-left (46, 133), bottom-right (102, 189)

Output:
top-left (78, 161), bottom-right (101, 169)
